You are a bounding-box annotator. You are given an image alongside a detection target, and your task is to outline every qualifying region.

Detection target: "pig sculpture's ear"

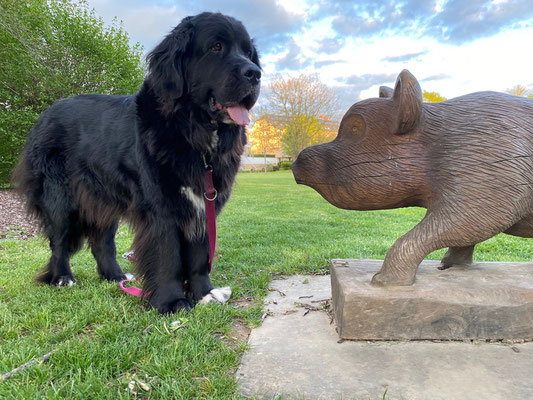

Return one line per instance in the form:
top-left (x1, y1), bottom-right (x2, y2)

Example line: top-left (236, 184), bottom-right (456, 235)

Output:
top-left (379, 86), bottom-right (393, 98)
top-left (392, 69), bottom-right (422, 134)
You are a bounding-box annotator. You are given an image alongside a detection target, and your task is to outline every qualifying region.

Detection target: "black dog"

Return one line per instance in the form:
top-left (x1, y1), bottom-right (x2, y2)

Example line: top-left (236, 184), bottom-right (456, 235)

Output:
top-left (13, 12), bottom-right (261, 313)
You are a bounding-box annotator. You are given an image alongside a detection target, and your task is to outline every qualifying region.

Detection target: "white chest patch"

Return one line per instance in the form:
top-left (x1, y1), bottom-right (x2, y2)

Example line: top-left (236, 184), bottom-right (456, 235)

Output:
top-left (211, 130), bottom-right (219, 151)
top-left (181, 186), bottom-right (205, 212)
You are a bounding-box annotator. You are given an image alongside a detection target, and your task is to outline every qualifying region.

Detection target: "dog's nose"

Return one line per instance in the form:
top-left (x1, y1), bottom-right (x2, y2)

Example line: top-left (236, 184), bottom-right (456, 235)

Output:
top-left (242, 64), bottom-right (261, 83)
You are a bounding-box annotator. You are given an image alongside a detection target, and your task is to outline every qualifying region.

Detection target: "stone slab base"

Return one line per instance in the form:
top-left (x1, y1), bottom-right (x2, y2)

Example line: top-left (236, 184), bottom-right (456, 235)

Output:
top-left (331, 259), bottom-right (533, 340)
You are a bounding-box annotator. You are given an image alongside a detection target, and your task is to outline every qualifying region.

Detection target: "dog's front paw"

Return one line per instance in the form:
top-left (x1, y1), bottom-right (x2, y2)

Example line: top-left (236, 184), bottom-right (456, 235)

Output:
top-left (199, 286), bottom-right (232, 305)
top-left (55, 275), bottom-right (76, 286)
top-left (37, 269), bottom-right (76, 286)
top-left (38, 273), bottom-right (76, 287)
top-left (124, 273), bottom-right (135, 281)
top-left (154, 298), bottom-right (192, 314)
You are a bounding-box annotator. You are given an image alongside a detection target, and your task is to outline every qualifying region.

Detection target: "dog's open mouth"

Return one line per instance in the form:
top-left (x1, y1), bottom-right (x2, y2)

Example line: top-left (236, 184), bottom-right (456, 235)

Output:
top-left (209, 97), bottom-right (250, 126)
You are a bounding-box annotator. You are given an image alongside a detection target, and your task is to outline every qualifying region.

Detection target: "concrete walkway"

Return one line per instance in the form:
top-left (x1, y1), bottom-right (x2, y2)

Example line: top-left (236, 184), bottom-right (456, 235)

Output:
top-left (236, 274), bottom-right (533, 400)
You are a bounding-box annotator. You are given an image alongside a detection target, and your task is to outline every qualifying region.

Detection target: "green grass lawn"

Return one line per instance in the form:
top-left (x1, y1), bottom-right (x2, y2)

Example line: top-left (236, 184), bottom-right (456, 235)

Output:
top-left (1, 170), bottom-right (532, 398)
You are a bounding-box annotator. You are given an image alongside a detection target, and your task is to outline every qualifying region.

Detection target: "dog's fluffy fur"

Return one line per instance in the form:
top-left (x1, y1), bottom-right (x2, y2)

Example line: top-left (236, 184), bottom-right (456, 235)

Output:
top-left (13, 12), bottom-right (261, 313)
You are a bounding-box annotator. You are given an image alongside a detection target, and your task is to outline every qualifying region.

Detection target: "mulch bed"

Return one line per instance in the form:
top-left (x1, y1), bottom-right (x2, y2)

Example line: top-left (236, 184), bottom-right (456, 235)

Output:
top-left (0, 189), bottom-right (40, 240)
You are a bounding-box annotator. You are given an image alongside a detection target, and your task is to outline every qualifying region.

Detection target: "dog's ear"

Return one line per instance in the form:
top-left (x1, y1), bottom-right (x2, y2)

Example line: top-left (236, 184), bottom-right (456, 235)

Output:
top-left (146, 17), bottom-right (194, 113)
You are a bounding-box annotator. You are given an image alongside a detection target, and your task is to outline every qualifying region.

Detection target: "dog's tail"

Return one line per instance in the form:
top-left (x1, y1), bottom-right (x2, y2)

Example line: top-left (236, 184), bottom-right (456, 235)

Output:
top-left (10, 112), bottom-right (65, 230)
top-left (11, 138), bottom-right (43, 226)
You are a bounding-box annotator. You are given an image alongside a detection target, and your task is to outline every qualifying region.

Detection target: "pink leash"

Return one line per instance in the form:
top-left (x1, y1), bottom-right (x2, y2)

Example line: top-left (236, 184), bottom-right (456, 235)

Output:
top-left (119, 161), bottom-right (217, 297)
top-left (119, 279), bottom-right (149, 298)
top-left (204, 165), bottom-right (217, 273)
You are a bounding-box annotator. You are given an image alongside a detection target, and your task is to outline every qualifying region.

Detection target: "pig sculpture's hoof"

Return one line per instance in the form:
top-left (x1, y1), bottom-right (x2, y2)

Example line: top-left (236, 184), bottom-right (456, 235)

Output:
top-left (371, 271), bottom-right (415, 287)
top-left (438, 263), bottom-right (453, 270)
top-left (438, 261), bottom-right (474, 270)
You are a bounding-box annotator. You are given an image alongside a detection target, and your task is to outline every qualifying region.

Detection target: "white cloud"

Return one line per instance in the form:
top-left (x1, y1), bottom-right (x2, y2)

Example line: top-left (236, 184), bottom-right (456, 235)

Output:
top-left (266, 23), bottom-right (533, 104)
top-left (122, 5), bottom-right (184, 51)
top-left (84, 0), bottom-right (533, 110)
top-left (276, 0), bottom-right (309, 16)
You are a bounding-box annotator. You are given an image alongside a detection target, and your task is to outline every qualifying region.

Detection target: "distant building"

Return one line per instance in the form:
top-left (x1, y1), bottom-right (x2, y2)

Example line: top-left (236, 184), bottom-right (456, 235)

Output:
top-left (240, 156), bottom-right (279, 171)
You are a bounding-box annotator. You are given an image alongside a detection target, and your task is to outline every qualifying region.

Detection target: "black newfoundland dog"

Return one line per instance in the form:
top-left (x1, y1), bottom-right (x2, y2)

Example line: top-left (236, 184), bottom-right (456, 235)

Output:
top-left (13, 12), bottom-right (261, 313)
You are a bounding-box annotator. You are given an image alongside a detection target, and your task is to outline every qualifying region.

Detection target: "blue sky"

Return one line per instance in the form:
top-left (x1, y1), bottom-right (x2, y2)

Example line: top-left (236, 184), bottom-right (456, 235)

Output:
top-left (86, 0), bottom-right (533, 113)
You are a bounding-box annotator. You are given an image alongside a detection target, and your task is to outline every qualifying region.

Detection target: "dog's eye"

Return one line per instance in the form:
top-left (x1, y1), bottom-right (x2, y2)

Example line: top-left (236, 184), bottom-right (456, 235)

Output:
top-left (211, 42), bottom-right (222, 52)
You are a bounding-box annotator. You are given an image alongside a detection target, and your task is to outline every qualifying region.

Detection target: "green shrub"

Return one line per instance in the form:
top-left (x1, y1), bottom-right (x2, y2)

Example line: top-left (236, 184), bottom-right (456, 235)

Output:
top-left (0, 110), bottom-right (38, 186)
top-left (0, 0), bottom-right (145, 186)
top-left (279, 161), bottom-right (292, 170)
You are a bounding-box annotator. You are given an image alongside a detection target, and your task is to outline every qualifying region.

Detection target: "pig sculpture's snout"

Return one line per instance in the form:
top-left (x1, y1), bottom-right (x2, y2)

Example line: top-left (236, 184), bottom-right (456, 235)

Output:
top-left (291, 151), bottom-right (305, 184)
top-left (292, 145), bottom-right (327, 187)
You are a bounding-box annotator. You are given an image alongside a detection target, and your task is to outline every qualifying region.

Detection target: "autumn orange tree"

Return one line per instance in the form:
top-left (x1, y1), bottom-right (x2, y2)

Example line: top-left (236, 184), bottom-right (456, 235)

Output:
top-left (265, 74), bottom-right (339, 159)
top-left (248, 117), bottom-right (283, 171)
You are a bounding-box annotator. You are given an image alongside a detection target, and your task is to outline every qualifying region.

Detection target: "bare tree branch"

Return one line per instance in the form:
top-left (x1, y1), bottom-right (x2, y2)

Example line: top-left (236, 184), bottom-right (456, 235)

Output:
top-left (0, 351), bottom-right (55, 381)
top-left (506, 84), bottom-right (531, 97)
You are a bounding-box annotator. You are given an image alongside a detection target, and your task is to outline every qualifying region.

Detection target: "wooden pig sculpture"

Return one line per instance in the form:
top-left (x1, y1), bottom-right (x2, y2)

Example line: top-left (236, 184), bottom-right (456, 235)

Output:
top-left (292, 69), bottom-right (533, 287)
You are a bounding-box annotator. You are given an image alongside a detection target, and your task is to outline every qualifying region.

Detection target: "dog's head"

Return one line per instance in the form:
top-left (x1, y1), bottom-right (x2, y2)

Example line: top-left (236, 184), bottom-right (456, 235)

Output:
top-left (146, 12), bottom-right (261, 125)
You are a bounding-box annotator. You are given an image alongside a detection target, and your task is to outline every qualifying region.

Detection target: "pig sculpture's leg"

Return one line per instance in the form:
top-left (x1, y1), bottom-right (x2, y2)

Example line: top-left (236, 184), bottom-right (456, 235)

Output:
top-left (370, 218), bottom-right (437, 286)
top-left (371, 204), bottom-right (515, 286)
top-left (370, 210), bottom-right (487, 286)
top-left (437, 245), bottom-right (475, 270)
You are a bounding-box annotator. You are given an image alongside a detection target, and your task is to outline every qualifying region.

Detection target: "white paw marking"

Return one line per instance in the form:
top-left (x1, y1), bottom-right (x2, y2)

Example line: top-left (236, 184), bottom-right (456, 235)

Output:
top-left (180, 186), bottom-right (205, 212)
top-left (124, 273), bottom-right (135, 281)
top-left (199, 286), bottom-right (232, 305)
top-left (57, 277), bottom-right (75, 287)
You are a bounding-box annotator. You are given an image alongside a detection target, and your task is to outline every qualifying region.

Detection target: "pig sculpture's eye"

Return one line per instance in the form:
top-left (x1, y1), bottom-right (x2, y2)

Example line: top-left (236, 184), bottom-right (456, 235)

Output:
top-left (341, 114), bottom-right (366, 138)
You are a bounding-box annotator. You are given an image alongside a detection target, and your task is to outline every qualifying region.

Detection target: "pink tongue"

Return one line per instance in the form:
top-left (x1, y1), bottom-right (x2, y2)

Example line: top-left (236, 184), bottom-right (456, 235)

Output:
top-left (227, 106), bottom-right (250, 126)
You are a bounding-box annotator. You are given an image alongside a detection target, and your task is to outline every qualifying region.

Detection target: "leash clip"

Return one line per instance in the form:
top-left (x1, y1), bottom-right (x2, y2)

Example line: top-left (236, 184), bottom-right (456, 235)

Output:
top-left (204, 189), bottom-right (218, 201)
top-left (202, 154), bottom-right (213, 171)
